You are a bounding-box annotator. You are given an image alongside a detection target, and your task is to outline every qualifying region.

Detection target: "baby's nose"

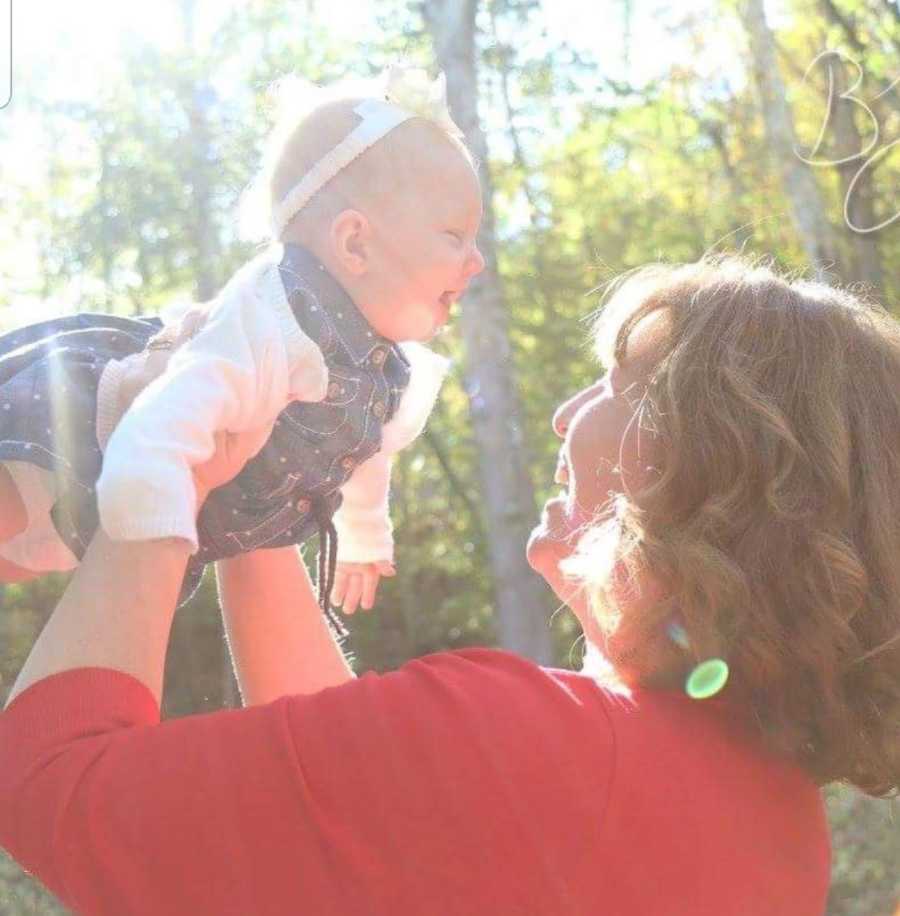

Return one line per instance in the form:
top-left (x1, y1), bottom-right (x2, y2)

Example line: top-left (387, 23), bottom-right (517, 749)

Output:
top-left (467, 246), bottom-right (486, 277)
top-left (552, 385), bottom-right (594, 438)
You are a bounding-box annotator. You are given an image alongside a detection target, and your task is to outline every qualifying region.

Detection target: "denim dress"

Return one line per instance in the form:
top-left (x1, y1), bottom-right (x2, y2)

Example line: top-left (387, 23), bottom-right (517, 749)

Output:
top-left (0, 245), bottom-right (410, 607)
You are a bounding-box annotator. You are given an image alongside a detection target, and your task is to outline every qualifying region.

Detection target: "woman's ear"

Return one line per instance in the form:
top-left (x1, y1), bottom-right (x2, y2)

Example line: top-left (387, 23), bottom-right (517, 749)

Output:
top-left (329, 209), bottom-right (372, 275)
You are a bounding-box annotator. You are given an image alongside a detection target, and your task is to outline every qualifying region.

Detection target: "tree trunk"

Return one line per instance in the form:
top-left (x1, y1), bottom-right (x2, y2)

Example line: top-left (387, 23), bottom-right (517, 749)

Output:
top-left (829, 56), bottom-right (883, 293)
top-left (423, 0), bottom-right (553, 663)
top-left (818, 0), bottom-right (900, 105)
top-left (739, 0), bottom-right (844, 280)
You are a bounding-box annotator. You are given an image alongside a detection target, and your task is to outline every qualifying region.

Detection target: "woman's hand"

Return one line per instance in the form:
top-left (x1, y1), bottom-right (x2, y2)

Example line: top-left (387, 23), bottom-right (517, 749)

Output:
top-left (192, 425), bottom-right (272, 507)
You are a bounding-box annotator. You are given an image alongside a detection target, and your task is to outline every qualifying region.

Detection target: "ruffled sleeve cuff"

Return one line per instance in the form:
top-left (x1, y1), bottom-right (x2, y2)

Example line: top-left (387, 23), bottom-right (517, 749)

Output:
top-left (381, 343), bottom-right (450, 454)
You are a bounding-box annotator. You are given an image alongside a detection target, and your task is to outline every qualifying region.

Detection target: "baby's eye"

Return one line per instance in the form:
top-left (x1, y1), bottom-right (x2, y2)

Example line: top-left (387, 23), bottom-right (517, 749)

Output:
top-left (445, 230), bottom-right (464, 243)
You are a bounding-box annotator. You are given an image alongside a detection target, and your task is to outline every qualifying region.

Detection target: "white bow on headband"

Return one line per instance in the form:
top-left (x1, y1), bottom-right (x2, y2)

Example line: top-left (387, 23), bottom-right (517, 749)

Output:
top-left (383, 66), bottom-right (463, 139)
top-left (270, 64), bottom-right (464, 237)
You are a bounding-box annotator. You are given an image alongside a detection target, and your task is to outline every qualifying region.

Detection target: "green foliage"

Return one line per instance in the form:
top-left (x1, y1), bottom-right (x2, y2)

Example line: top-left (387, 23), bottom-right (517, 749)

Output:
top-left (825, 784), bottom-right (900, 915)
top-left (0, 849), bottom-right (69, 914)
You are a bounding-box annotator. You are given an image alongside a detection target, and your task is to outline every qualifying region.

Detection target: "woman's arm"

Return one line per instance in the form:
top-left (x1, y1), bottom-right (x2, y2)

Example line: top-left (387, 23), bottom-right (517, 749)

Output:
top-left (5, 419), bottom-right (269, 710)
top-left (5, 532), bottom-right (189, 707)
top-left (217, 545), bottom-right (355, 706)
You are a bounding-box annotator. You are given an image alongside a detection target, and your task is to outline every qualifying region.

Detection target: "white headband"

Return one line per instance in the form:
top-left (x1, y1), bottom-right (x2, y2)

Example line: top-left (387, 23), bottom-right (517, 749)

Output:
top-left (271, 66), bottom-right (464, 238)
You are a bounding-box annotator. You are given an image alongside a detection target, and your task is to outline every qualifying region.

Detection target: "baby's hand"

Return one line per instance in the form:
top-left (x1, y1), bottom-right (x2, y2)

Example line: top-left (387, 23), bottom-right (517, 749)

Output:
top-left (331, 560), bottom-right (396, 614)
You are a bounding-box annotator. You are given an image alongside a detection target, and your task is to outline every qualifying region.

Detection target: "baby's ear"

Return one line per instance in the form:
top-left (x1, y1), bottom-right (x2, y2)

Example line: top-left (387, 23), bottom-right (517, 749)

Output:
top-left (330, 208), bottom-right (373, 275)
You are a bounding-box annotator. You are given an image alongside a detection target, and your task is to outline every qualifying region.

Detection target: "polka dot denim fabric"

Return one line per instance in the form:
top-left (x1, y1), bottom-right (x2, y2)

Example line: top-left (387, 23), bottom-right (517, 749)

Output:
top-left (195, 245), bottom-right (411, 567)
top-left (0, 311), bottom-right (163, 567)
top-left (0, 247), bottom-right (410, 606)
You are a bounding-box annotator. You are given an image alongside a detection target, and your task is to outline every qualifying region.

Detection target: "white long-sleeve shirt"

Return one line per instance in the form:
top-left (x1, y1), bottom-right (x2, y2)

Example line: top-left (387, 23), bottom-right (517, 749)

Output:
top-left (97, 247), bottom-right (448, 564)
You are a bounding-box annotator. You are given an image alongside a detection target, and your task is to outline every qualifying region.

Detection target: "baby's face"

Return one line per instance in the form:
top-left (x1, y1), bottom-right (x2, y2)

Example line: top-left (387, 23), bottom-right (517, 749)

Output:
top-left (359, 143), bottom-right (485, 341)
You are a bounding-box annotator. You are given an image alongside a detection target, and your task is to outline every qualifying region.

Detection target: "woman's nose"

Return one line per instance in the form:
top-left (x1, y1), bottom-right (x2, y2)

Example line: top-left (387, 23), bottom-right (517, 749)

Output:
top-left (553, 384), bottom-right (599, 438)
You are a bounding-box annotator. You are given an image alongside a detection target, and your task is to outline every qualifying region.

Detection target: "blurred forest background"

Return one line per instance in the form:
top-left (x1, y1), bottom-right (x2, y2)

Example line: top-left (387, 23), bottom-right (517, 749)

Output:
top-left (0, 0), bottom-right (898, 912)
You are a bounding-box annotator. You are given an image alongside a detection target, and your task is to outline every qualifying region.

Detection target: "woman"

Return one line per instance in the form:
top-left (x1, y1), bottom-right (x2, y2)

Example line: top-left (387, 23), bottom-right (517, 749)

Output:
top-left (1, 255), bottom-right (896, 914)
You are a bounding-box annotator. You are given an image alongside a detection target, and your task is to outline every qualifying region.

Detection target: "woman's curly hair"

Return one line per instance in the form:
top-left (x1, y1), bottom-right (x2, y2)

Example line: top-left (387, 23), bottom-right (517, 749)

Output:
top-left (567, 254), bottom-right (900, 797)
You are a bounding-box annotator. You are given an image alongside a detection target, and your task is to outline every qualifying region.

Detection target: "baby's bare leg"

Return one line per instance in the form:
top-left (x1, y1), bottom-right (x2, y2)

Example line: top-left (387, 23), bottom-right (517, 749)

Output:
top-left (0, 466), bottom-right (39, 581)
top-left (0, 552), bottom-right (40, 582)
top-left (0, 465), bottom-right (27, 541)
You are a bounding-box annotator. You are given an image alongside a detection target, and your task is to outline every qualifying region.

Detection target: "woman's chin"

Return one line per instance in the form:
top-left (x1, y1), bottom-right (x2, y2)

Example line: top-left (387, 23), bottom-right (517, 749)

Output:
top-left (526, 524), bottom-right (584, 612)
top-left (525, 523), bottom-right (543, 570)
top-left (525, 519), bottom-right (561, 577)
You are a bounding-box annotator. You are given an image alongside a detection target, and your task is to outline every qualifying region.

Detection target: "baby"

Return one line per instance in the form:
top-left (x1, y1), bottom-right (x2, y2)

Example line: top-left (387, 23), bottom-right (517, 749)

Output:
top-left (0, 66), bottom-right (485, 626)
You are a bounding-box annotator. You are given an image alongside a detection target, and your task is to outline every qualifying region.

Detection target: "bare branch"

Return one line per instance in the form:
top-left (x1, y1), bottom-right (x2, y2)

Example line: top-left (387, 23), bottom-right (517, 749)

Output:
top-left (422, 428), bottom-right (486, 544)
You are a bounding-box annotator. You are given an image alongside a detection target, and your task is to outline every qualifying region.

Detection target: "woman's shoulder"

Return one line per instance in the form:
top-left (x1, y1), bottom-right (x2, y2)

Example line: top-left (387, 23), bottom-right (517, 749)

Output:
top-left (379, 646), bottom-right (619, 713)
top-left (289, 647), bottom-right (620, 777)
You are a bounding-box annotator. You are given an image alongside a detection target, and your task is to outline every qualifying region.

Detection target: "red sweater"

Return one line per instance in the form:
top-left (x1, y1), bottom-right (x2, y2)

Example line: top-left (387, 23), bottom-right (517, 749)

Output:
top-left (0, 649), bottom-right (829, 915)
